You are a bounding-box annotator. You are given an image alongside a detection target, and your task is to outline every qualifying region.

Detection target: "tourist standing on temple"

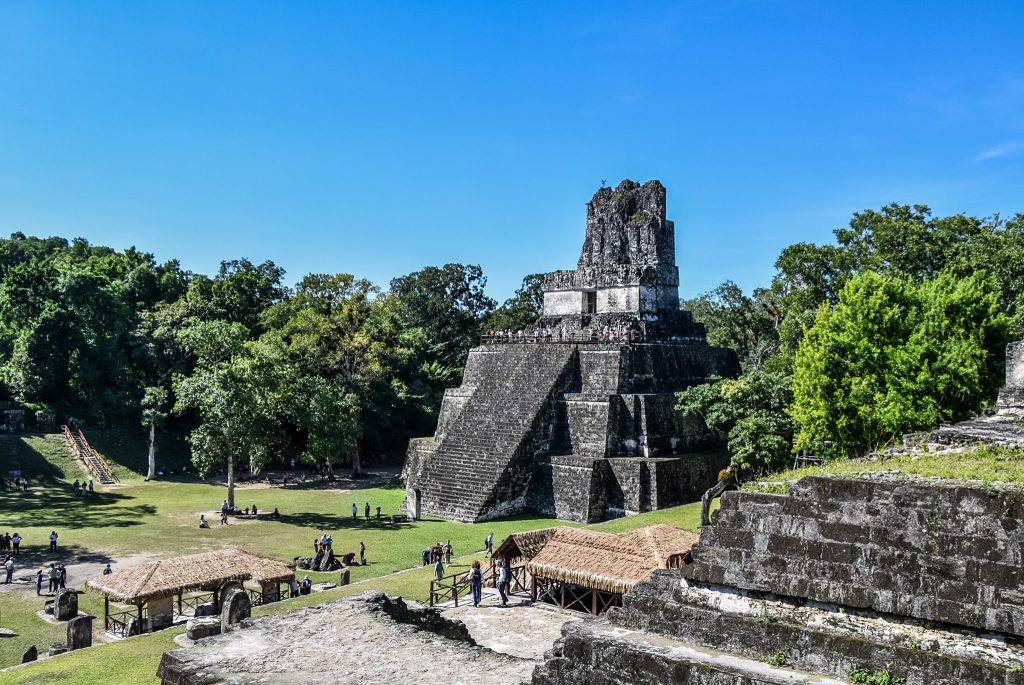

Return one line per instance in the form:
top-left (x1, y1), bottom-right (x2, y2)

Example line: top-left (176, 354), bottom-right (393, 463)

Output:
top-left (497, 559), bottom-right (510, 606)
top-left (468, 560), bottom-right (483, 607)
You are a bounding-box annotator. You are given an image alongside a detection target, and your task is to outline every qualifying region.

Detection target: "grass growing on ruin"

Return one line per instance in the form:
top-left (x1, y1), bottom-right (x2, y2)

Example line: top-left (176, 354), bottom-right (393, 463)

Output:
top-left (748, 446), bottom-right (1024, 492)
top-left (0, 432), bottom-right (706, 684)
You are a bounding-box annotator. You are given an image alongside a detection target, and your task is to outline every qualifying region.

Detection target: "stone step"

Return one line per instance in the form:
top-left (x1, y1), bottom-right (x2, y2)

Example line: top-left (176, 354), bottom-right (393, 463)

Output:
top-left (535, 621), bottom-right (850, 685)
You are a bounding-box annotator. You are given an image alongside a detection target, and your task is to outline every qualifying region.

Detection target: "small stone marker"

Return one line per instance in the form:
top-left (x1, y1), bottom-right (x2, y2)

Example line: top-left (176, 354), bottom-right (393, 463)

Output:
top-left (186, 616), bottom-right (222, 640)
top-left (67, 615), bottom-right (92, 650)
top-left (48, 643), bottom-right (68, 657)
top-left (55, 589), bottom-right (79, 621)
top-left (194, 602), bottom-right (217, 617)
top-left (21, 645), bottom-right (37, 663)
top-left (339, 568), bottom-right (350, 586)
top-left (220, 587), bottom-right (251, 633)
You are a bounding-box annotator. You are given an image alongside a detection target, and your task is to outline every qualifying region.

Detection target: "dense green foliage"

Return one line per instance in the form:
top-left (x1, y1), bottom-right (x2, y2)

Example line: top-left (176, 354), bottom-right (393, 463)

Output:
top-left (684, 204), bottom-right (1023, 470)
top-left (792, 271), bottom-right (1010, 455)
top-left (0, 234), bottom-right (495, 480)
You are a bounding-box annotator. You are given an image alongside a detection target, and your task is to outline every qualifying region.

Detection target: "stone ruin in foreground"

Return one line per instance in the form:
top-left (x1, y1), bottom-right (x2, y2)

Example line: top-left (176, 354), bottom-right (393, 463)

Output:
top-left (403, 180), bottom-right (739, 523)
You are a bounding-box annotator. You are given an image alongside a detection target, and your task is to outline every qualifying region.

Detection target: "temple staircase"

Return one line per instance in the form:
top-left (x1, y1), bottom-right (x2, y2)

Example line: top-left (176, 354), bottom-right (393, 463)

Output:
top-left (418, 345), bottom-right (576, 521)
top-left (62, 424), bottom-right (118, 485)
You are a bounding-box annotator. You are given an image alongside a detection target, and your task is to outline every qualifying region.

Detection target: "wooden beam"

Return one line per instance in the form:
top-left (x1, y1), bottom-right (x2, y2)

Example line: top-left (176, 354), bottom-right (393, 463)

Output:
top-left (591, 586), bottom-right (598, 615)
top-left (104, 596), bottom-right (109, 629)
top-left (531, 575), bottom-right (537, 601)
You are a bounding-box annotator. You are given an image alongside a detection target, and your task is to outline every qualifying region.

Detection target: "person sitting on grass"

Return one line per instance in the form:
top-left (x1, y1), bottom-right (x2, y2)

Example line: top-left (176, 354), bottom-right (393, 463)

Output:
top-left (199, 514), bottom-right (210, 529)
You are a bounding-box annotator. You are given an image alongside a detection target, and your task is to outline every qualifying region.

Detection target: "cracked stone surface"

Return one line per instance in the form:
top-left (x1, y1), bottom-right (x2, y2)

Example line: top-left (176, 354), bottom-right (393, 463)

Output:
top-left (157, 592), bottom-right (534, 685)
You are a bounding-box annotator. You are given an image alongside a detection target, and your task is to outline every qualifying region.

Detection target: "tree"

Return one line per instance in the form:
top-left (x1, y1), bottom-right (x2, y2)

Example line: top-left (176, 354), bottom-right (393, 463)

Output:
top-left (173, 321), bottom-right (289, 507)
top-left (676, 369), bottom-right (795, 476)
top-left (791, 271), bottom-right (1011, 456)
top-left (294, 376), bottom-right (361, 479)
top-left (141, 386), bottom-right (169, 480)
top-left (485, 273), bottom-right (544, 332)
top-left (685, 281), bottom-right (782, 371)
top-left (390, 263), bottom-right (495, 370)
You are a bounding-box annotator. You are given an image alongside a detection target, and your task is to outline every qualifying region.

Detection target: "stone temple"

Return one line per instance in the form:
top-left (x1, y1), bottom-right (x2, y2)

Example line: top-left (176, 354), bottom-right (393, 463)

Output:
top-left (403, 180), bottom-right (739, 523)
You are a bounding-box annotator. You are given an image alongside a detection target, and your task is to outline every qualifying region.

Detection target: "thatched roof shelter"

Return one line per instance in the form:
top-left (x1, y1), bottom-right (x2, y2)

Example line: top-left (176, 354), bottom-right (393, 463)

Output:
top-left (87, 548), bottom-right (294, 604)
top-left (492, 527), bottom-right (558, 563)
top-left (525, 524), bottom-right (698, 595)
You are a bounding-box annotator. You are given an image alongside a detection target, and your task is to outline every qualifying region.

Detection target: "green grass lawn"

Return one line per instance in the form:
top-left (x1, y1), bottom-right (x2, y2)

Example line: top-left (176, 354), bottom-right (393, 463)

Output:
top-left (751, 445), bottom-right (1024, 492)
top-left (0, 431), bottom-right (707, 684)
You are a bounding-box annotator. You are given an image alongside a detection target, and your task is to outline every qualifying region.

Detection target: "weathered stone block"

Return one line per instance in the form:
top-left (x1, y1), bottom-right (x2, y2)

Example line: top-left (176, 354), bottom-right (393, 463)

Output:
top-left (186, 617), bottom-right (221, 640)
top-left (54, 588), bottom-right (78, 620)
top-left (194, 602), bottom-right (216, 617)
top-left (220, 587), bottom-right (251, 632)
top-left (20, 645), bottom-right (37, 663)
top-left (67, 615), bottom-right (92, 650)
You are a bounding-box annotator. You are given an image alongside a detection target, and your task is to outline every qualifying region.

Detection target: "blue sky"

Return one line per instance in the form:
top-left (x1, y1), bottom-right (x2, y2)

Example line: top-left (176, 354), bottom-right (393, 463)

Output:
top-left (1, 2), bottom-right (1022, 302)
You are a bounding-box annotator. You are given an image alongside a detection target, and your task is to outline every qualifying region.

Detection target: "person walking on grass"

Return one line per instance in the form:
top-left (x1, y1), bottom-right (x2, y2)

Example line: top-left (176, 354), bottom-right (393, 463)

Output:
top-left (4, 556), bottom-right (14, 583)
top-left (36, 567), bottom-right (43, 595)
top-left (49, 530), bottom-right (58, 553)
top-left (11, 532), bottom-right (20, 555)
top-left (444, 540), bottom-right (452, 564)
top-left (351, 503), bottom-right (358, 521)
top-left (484, 532), bottom-right (493, 558)
top-left (434, 557), bottom-right (445, 582)
top-left (468, 560), bottom-right (483, 607)
top-left (364, 502), bottom-right (370, 521)
top-left (359, 541), bottom-right (366, 565)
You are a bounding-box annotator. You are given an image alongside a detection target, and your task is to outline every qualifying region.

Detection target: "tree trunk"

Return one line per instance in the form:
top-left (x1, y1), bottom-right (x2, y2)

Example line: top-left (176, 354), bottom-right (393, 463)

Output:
top-left (325, 459), bottom-right (335, 482)
top-left (699, 467), bottom-right (738, 527)
top-left (146, 420), bottom-right (156, 481)
top-left (227, 458), bottom-right (235, 509)
top-left (350, 444), bottom-right (362, 478)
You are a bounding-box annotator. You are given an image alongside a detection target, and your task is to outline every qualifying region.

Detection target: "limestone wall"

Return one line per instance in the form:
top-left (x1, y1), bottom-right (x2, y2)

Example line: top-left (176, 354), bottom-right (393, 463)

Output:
top-left (685, 476), bottom-right (1024, 636)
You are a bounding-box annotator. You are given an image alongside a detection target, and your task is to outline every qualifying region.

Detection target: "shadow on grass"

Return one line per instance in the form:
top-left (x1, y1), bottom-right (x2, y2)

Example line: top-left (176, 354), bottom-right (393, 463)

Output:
top-left (0, 487), bottom-right (153, 529)
top-left (0, 542), bottom-right (117, 571)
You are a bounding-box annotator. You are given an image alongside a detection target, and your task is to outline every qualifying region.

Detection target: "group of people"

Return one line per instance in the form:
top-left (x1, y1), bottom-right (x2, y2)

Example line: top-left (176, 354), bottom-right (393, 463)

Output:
top-left (71, 479), bottom-right (94, 496)
top-left (4, 475), bottom-right (30, 490)
top-left (423, 540), bottom-right (453, 568)
top-left (200, 503), bottom-right (281, 528)
top-left (483, 325), bottom-right (647, 345)
top-left (0, 532), bottom-right (22, 555)
top-left (35, 562), bottom-right (68, 595)
top-left (289, 575), bottom-right (313, 597)
top-left (351, 502), bottom-right (382, 522)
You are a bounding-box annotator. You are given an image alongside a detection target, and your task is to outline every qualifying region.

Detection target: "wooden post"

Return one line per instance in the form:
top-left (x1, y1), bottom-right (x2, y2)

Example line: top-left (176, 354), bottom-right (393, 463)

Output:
top-left (591, 587), bottom-right (598, 615)
top-left (560, 582), bottom-right (566, 608)
top-left (177, 592), bottom-right (183, 616)
top-left (531, 575), bottom-right (537, 601)
top-left (137, 602), bottom-right (144, 634)
top-left (104, 596), bottom-right (109, 630)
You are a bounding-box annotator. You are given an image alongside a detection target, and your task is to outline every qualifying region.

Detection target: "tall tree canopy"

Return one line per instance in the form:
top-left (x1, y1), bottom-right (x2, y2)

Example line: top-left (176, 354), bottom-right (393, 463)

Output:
top-left (791, 271), bottom-right (1011, 456)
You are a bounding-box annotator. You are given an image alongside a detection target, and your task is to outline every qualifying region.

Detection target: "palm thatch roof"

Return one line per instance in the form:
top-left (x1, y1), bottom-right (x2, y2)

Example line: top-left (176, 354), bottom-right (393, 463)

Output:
top-left (525, 524), bottom-right (698, 594)
top-left (492, 527), bottom-right (558, 563)
top-left (86, 548), bottom-right (294, 604)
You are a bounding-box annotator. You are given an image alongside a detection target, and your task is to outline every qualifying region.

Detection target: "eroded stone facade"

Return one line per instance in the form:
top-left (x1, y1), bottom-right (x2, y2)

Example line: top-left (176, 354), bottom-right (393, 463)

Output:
top-left (403, 180), bottom-right (739, 523)
top-left (534, 476), bottom-right (1024, 685)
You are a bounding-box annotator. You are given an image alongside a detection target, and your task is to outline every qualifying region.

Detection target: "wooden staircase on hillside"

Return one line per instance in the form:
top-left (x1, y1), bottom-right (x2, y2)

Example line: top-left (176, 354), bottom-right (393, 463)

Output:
top-left (61, 424), bottom-right (118, 485)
